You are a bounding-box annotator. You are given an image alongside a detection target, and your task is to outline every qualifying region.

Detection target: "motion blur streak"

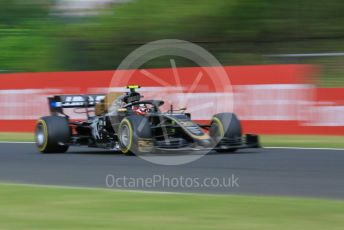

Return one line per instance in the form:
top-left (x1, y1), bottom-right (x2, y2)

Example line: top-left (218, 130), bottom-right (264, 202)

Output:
top-left (1, 0), bottom-right (344, 87)
top-left (0, 65), bottom-right (343, 134)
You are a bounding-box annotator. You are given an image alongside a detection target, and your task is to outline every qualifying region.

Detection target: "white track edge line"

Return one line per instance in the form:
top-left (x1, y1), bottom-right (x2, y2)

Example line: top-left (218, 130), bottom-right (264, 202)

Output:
top-left (0, 142), bottom-right (343, 151)
top-left (265, 147), bottom-right (344, 151)
top-left (0, 141), bottom-right (34, 144)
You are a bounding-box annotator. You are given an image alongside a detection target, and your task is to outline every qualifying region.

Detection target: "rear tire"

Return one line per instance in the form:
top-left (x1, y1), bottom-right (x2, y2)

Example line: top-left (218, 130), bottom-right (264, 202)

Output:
top-left (209, 113), bottom-right (242, 153)
top-left (35, 116), bottom-right (70, 153)
top-left (118, 116), bottom-right (153, 155)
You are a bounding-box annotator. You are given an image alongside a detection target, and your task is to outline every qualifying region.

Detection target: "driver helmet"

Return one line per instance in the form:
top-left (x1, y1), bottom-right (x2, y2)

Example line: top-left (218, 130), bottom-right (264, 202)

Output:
top-left (134, 104), bottom-right (148, 115)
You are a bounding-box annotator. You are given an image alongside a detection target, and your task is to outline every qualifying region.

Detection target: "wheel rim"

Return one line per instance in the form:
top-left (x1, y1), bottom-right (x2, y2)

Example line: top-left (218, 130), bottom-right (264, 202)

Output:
top-left (120, 124), bottom-right (130, 148)
top-left (36, 123), bottom-right (46, 147)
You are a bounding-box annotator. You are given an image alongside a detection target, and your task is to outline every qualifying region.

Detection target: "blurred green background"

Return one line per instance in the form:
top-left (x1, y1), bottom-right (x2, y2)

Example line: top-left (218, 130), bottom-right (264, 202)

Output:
top-left (1, 0), bottom-right (344, 86)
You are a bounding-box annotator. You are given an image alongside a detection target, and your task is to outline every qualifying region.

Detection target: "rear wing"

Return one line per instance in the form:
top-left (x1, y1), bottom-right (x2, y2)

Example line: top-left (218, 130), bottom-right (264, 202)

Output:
top-left (48, 94), bottom-right (105, 116)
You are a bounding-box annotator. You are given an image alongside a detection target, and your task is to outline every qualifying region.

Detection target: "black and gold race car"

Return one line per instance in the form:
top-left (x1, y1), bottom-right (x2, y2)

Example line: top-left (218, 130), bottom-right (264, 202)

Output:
top-left (35, 86), bottom-right (260, 155)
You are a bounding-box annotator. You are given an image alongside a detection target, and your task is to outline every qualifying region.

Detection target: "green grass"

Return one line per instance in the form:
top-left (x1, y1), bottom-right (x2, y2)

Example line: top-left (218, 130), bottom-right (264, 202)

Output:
top-left (0, 183), bottom-right (343, 230)
top-left (261, 135), bottom-right (344, 148)
top-left (0, 133), bottom-right (343, 148)
top-left (0, 132), bottom-right (33, 142)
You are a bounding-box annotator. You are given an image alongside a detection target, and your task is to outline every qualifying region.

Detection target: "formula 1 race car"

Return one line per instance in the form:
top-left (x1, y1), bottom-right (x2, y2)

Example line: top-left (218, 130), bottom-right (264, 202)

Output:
top-left (35, 86), bottom-right (260, 155)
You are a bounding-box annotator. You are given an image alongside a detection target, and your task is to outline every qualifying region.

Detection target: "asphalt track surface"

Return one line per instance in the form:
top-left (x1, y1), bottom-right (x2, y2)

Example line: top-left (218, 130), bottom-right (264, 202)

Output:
top-left (0, 143), bottom-right (343, 199)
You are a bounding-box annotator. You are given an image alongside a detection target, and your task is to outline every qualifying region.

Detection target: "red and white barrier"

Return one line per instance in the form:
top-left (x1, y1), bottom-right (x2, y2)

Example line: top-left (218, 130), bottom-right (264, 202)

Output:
top-left (0, 64), bottom-right (343, 135)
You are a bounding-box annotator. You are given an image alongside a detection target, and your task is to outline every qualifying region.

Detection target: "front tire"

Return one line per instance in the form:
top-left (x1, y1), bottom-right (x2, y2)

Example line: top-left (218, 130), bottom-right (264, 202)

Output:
top-left (209, 113), bottom-right (242, 153)
top-left (35, 116), bottom-right (70, 153)
top-left (118, 116), bottom-right (153, 155)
